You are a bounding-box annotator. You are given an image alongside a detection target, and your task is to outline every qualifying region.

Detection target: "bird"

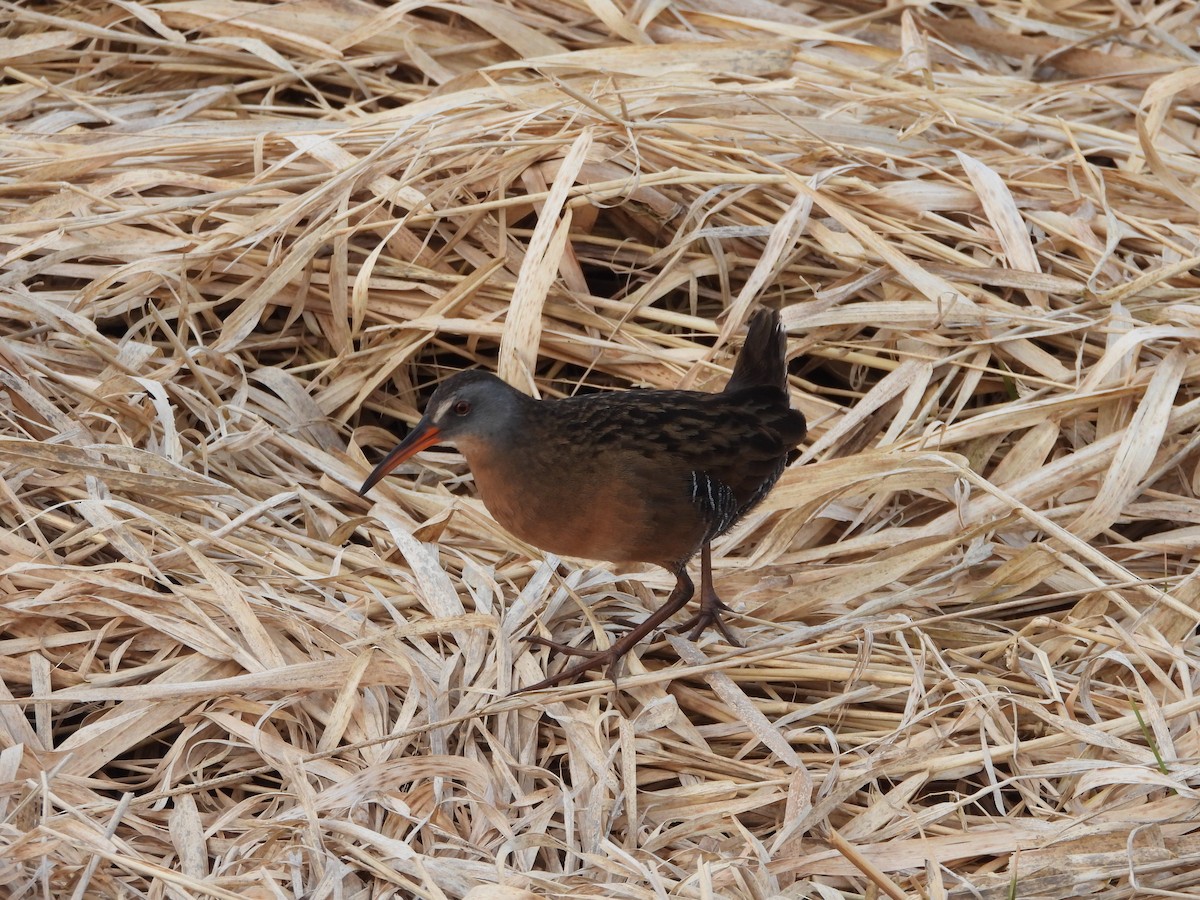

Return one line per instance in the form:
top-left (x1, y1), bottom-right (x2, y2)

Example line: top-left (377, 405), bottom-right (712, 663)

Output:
top-left (359, 308), bottom-right (807, 691)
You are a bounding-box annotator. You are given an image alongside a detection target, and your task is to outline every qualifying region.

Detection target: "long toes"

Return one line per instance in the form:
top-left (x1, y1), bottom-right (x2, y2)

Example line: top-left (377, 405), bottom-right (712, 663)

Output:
top-left (670, 603), bottom-right (743, 646)
top-left (711, 614), bottom-right (743, 648)
top-left (685, 615), bottom-right (711, 641)
top-left (520, 634), bottom-right (601, 659)
top-left (667, 614), bottom-right (701, 637)
top-left (516, 646), bottom-right (628, 693)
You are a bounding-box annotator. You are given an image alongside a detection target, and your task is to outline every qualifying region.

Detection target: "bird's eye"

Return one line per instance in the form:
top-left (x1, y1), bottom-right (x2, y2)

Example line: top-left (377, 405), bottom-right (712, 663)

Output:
top-left (453, 399), bottom-right (472, 416)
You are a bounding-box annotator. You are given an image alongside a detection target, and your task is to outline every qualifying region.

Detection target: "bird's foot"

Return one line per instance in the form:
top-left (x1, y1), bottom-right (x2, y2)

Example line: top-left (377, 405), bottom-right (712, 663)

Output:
top-left (516, 639), bottom-right (632, 693)
top-left (520, 633), bottom-right (603, 659)
top-left (517, 569), bottom-right (697, 694)
top-left (669, 597), bottom-right (743, 646)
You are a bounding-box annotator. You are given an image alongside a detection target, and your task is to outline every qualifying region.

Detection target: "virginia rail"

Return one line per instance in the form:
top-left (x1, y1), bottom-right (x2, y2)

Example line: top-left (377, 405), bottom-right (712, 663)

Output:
top-left (359, 309), bottom-right (806, 690)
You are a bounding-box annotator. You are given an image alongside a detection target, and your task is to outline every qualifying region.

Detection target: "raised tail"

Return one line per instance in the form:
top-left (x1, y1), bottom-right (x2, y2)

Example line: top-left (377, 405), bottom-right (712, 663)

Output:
top-left (724, 308), bottom-right (787, 393)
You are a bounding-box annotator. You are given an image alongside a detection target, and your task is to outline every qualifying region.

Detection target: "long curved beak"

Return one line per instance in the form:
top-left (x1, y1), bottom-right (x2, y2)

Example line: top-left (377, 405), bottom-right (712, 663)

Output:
top-left (358, 417), bottom-right (442, 495)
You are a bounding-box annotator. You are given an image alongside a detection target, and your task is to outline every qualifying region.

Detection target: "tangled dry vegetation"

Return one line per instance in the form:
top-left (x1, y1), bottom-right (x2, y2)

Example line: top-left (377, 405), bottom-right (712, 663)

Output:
top-left (4, 0), bottom-right (1200, 897)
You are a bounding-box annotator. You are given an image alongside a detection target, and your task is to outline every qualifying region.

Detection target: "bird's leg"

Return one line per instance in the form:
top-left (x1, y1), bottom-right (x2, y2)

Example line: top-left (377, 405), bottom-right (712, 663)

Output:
top-left (518, 569), bottom-right (695, 692)
top-left (669, 543), bottom-right (743, 646)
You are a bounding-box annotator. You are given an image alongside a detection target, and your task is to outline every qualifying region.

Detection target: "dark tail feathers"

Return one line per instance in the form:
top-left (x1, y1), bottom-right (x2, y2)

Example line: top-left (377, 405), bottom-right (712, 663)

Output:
top-left (724, 308), bottom-right (787, 393)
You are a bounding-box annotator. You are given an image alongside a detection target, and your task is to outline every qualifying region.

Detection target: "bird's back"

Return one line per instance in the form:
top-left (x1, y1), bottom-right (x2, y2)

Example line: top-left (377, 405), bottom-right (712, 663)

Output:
top-left (497, 310), bottom-right (805, 566)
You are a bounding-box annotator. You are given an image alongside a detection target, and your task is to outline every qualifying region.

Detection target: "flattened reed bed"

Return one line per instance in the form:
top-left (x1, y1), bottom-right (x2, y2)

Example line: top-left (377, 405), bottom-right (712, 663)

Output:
top-left (3, 0), bottom-right (1200, 896)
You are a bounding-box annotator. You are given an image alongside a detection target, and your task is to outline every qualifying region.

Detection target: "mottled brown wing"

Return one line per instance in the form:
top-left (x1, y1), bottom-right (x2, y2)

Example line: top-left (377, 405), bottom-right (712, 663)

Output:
top-left (551, 386), bottom-right (805, 545)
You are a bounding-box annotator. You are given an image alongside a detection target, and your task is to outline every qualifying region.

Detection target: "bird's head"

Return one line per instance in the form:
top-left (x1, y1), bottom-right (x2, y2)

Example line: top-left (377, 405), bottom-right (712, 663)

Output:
top-left (358, 370), bottom-right (526, 495)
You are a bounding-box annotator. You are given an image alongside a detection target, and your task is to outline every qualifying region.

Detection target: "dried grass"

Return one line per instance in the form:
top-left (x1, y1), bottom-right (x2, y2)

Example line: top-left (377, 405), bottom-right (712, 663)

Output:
top-left (4, 0), bottom-right (1200, 896)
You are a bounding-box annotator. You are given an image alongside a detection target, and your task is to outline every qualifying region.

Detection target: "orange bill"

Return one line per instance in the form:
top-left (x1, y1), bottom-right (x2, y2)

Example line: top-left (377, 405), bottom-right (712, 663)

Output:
top-left (358, 419), bottom-right (442, 495)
